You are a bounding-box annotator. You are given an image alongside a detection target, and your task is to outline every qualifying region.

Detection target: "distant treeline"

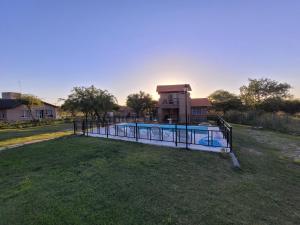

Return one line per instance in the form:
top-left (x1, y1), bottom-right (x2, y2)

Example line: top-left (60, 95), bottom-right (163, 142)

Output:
top-left (223, 110), bottom-right (300, 135)
top-left (209, 78), bottom-right (300, 115)
top-left (61, 86), bottom-right (157, 123)
top-left (59, 78), bottom-right (300, 134)
top-left (208, 78), bottom-right (300, 134)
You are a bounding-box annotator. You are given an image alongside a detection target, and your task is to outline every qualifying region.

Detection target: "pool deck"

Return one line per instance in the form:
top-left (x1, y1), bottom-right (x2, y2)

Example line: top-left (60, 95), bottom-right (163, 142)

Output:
top-left (81, 123), bottom-right (231, 153)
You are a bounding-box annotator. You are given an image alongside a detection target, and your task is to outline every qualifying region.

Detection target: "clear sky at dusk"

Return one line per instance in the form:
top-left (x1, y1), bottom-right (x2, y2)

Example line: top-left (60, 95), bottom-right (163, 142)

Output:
top-left (0, 0), bottom-right (299, 105)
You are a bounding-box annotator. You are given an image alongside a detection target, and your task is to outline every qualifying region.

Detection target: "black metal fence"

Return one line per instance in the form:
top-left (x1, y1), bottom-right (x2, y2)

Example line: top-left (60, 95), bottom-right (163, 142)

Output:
top-left (73, 115), bottom-right (232, 152)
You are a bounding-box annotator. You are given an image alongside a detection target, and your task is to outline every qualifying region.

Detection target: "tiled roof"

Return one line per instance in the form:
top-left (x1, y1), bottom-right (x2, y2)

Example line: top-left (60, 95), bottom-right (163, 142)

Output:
top-left (191, 98), bottom-right (212, 107)
top-left (0, 99), bottom-right (22, 109)
top-left (156, 84), bottom-right (192, 93)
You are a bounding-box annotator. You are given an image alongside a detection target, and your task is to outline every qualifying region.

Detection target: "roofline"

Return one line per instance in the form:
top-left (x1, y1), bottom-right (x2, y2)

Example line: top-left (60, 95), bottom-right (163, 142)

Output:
top-left (0, 101), bottom-right (58, 110)
top-left (156, 84), bottom-right (192, 93)
top-left (190, 98), bottom-right (212, 107)
top-left (42, 101), bottom-right (58, 108)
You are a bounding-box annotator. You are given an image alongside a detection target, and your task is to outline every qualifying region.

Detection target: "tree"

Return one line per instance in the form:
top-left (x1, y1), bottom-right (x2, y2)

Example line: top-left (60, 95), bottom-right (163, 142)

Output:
top-left (258, 97), bottom-right (284, 112)
top-left (208, 90), bottom-right (243, 114)
top-left (60, 98), bottom-right (79, 117)
top-left (92, 89), bottom-right (118, 123)
top-left (148, 100), bottom-right (158, 119)
top-left (281, 99), bottom-right (300, 114)
top-left (61, 86), bottom-right (92, 119)
top-left (240, 78), bottom-right (292, 108)
top-left (126, 91), bottom-right (155, 117)
top-left (20, 94), bottom-right (42, 120)
top-left (62, 86), bottom-right (118, 122)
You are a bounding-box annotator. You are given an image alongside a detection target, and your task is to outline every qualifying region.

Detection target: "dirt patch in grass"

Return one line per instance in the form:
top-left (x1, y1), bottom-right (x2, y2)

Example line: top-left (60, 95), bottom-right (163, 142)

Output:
top-left (0, 131), bottom-right (73, 149)
top-left (238, 126), bottom-right (300, 161)
top-left (242, 147), bottom-right (263, 156)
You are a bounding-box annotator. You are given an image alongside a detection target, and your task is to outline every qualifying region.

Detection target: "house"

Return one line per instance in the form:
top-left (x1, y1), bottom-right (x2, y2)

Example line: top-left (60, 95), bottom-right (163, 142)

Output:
top-left (0, 92), bottom-right (59, 121)
top-left (156, 84), bottom-right (211, 123)
top-left (115, 106), bottom-right (136, 117)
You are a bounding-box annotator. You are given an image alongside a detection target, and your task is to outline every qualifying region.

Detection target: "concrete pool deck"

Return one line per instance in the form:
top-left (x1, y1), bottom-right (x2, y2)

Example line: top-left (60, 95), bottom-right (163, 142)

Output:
top-left (88, 132), bottom-right (228, 152)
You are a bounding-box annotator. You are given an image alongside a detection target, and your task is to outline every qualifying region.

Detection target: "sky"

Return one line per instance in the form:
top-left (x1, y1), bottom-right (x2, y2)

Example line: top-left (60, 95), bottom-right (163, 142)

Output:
top-left (0, 0), bottom-right (299, 105)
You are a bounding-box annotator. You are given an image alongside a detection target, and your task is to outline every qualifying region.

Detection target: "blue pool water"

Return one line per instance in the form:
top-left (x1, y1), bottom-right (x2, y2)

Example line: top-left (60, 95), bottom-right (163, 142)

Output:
top-left (119, 123), bottom-right (210, 130)
top-left (198, 137), bottom-right (222, 147)
top-left (87, 122), bottom-right (227, 149)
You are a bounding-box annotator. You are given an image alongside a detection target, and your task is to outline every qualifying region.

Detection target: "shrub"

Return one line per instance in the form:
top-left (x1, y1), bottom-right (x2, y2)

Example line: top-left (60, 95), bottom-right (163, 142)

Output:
top-left (0, 119), bottom-right (69, 129)
top-left (224, 110), bottom-right (300, 135)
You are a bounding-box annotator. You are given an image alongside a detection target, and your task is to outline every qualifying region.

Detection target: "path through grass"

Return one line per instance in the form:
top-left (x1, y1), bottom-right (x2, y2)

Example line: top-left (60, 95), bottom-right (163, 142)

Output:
top-left (0, 122), bottom-right (73, 148)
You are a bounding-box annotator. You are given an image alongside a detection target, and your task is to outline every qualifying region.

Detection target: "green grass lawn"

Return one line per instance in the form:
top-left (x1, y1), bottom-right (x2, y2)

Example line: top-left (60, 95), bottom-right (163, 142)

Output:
top-left (0, 122), bottom-right (73, 148)
top-left (0, 125), bottom-right (299, 225)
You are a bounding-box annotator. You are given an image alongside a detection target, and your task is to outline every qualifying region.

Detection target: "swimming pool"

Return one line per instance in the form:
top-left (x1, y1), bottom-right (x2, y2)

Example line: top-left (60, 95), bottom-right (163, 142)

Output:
top-left (84, 122), bottom-right (229, 151)
top-left (118, 123), bottom-right (215, 130)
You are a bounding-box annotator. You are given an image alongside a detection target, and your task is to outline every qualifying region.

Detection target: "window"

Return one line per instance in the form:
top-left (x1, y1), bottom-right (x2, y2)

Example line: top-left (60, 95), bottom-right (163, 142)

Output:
top-left (191, 107), bottom-right (208, 115)
top-left (21, 110), bottom-right (31, 118)
top-left (46, 109), bottom-right (53, 117)
top-left (192, 108), bottom-right (201, 115)
top-left (201, 108), bottom-right (208, 115)
top-left (36, 110), bottom-right (45, 119)
top-left (168, 94), bottom-right (173, 104)
top-left (0, 111), bottom-right (5, 119)
top-left (45, 109), bottom-right (53, 115)
top-left (161, 93), bottom-right (178, 105)
top-left (167, 94), bottom-right (178, 104)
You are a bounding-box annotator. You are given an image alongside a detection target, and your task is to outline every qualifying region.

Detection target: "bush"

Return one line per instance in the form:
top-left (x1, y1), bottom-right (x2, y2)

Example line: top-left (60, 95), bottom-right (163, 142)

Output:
top-left (0, 119), bottom-right (70, 129)
top-left (224, 110), bottom-right (300, 135)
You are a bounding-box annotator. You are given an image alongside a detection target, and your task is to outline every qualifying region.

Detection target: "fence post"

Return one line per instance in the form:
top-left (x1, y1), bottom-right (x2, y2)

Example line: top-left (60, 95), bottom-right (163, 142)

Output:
top-left (193, 130), bottom-right (195, 144)
top-left (185, 124), bottom-right (188, 150)
top-left (175, 124), bottom-right (177, 147)
top-left (106, 122), bottom-right (109, 138)
top-left (73, 120), bottom-right (76, 135)
top-left (135, 122), bottom-right (138, 141)
top-left (82, 120), bottom-right (85, 136)
top-left (230, 127), bottom-right (233, 152)
top-left (86, 120), bottom-right (88, 136)
top-left (208, 130), bottom-right (210, 146)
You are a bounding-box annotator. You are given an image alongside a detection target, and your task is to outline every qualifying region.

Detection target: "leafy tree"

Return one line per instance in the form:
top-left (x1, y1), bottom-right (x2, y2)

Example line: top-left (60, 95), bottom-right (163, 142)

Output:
top-left (62, 86), bottom-right (117, 122)
top-left (260, 98), bottom-right (300, 114)
top-left (20, 94), bottom-right (42, 120)
top-left (258, 97), bottom-right (284, 112)
top-left (281, 99), bottom-right (300, 114)
top-left (62, 86), bottom-right (92, 119)
top-left (148, 100), bottom-right (158, 119)
top-left (240, 78), bottom-right (292, 108)
top-left (92, 89), bottom-right (118, 123)
top-left (126, 91), bottom-right (155, 117)
top-left (208, 90), bottom-right (243, 113)
top-left (60, 98), bottom-right (79, 117)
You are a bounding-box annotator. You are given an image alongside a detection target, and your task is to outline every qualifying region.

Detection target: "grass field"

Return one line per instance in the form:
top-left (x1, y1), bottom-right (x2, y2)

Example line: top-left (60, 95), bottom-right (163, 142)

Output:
top-left (0, 122), bottom-right (73, 148)
top-left (0, 125), bottom-right (299, 225)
